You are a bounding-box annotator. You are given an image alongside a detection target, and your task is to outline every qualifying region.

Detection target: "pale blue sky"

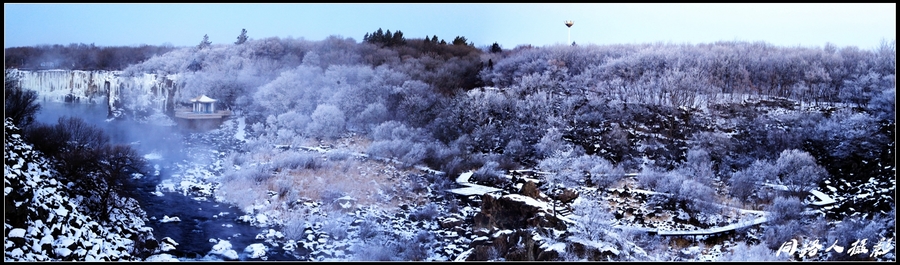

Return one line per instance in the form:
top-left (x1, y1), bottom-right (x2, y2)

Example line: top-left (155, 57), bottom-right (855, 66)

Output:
top-left (4, 3), bottom-right (896, 50)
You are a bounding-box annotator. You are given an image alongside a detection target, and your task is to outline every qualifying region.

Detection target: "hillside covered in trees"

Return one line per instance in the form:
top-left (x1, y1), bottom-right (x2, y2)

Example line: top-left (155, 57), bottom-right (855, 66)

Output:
top-left (5, 30), bottom-right (895, 261)
top-left (5, 43), bottom-right (176, 71)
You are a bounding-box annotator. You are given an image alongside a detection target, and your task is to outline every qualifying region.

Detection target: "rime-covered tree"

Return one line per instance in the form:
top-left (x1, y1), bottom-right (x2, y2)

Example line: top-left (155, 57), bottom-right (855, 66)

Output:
top-left (306, 104), bottom-right (346, 139)
top-left (773, 149), bottom-right (828, 195)
top-left (729, 160), bottom-right (774, 202)
top-left (762, 196), bottom-right (809, 250)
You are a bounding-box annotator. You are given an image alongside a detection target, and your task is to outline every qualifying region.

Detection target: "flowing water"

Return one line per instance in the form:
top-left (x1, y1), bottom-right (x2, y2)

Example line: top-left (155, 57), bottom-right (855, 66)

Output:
top-left (33, 100), bottom-right (301, 261)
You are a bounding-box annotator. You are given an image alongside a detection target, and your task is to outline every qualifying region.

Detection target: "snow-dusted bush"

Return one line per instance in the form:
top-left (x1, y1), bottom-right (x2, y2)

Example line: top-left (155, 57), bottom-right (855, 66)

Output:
top-left (322, 217), bottom-right (349, 240)
top-left (765, 196), bottom-right (804, 226)
top-left (680, 147), bottom-right (716, 186)
top-left (401, 229), bottom-right (434, 261)
top-left (276, 111), bottom-right (310, 135)
top-left (324, 149), bottom-right (353, 161)
top-left (772, 149), bottom-right (828, 195)
top-left (319, 189), bottom-right (347, 204)
top-left (356, 213), bottom-right (381, 242)
top-left (271, 151), bottom-right (320, 170)
top-left (274, 177), bottom-right (294, 198)
top-left (306, 104), bottom-right (346, 139)
top-left (762, 219), bottom-right (805, 250)
top-left (813, 109), bottom-right (888, 160)
top-left (867, 87), bottom-right (895, 121)
top-left (582, 155), bottom-right (624, 189)
top-left (729, 160), bottom-right (773, 201)
top-left (636, 166), bottom-right (666, 191)
top-left (281, 219), bottom-right (306, 242)
top-left (472, 161), bottom-right (505, 186)
top-left (225, 165), bottom-right (272, 183)
top-left (410, 202), bottom-right (440, 222)
top-left (639, 168), bottom-right (719, 219)
top-left (400, 142), bottom-right (429, 166)
top-left (354, 102), bottom-right (390, 133)
top-left (823, 212), bottom-right (894, 261)
top-left (367, 139), bottom-right (412, 162)
top-left (534, 127), bottom-right (566, 159)
top-left (352, 233), bottom-right (397, 261)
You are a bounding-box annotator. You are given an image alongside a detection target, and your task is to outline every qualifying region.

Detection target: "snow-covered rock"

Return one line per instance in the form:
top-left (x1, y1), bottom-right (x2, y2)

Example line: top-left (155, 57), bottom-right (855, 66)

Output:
top-left (4, 119), bottom-right (154, 261)
top-left (208, 239), bottom-right (239, 260)
top-left (160, 215), bottom-right (181, 223)
top-left (244, 243), bottom-right (268, 259)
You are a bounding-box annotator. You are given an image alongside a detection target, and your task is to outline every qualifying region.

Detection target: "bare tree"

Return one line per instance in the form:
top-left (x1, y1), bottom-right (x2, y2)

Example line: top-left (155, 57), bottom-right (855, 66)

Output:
top-left (4, 70), bottom-right (41, 128)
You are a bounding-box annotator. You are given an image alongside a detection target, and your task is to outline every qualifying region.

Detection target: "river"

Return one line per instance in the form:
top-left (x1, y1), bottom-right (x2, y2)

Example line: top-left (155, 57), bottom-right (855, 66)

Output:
top-left (33, 100), bottom-right (302, 261)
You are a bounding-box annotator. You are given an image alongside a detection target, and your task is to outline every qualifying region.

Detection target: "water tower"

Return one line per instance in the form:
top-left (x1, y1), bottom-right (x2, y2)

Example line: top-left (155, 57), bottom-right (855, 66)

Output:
top-left (565, 20), bottom-right (574, 44)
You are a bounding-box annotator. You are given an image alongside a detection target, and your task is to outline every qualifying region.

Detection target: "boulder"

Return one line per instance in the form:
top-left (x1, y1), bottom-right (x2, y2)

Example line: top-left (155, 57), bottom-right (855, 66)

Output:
top-left (555, 188), bottom-right (579, 204)
top-left (439, 216), bottom-right (464, 229)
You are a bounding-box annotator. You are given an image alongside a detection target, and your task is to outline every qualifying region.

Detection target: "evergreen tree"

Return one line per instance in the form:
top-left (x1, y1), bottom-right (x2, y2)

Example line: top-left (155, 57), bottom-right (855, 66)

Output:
top-left (392, 30), bottom-right (405, 46)
top-left (373, 28), bottom-right (384, 44)
top-left (431, 35), bottom-right (438, 43)
top-left (235, 29), bottom-right (248, 45)
top-left (198, 34), bottom-right (212, 49)
top-left (490, 42), bottom-right (502, 53)
top-left (384, 30), bottom-right (393, 46)
top-left (452, 36), bottom-right (468, 46)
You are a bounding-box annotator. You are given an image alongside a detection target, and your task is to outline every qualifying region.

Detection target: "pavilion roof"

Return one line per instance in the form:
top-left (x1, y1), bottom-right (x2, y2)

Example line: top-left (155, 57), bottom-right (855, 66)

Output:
top-left (190, 95), bottom-right (217, 103)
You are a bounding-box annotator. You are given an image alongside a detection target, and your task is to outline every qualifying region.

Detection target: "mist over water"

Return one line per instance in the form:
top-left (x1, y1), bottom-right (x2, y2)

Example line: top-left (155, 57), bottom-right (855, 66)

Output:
top-left (32, 100), bottom-right (301, 261)
top-left (34, 100), bottom-right (188, 165)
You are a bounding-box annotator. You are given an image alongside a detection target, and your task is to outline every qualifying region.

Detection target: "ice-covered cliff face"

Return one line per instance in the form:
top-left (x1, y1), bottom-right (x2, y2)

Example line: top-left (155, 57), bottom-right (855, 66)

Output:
top-left (10, 69), bottom-right (180, 117)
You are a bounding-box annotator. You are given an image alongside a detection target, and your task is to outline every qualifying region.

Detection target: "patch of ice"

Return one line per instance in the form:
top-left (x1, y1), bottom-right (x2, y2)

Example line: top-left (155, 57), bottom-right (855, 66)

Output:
top-left (235, 117), bottom-right (247, 141)
top-left (161, 215), bottom-right (181, 223)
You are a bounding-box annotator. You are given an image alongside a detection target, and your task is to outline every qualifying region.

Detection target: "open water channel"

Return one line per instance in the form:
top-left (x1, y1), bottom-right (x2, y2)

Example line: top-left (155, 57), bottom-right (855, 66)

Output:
top-left (33, 100), bottom-right (302, 261)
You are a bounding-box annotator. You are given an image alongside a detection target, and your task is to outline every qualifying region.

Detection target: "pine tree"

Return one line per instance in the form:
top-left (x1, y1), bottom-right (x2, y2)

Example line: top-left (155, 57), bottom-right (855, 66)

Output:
top-left (384, 30), bottom-right (393, 46)
top-left (235, 29), bottom-right (248, 45)
top-left (392, 30), bottom-right (405, 46)
top-left (373, 28), bottom-right (384, 44)
top-left (198, 34), bottom-right (212, 49)
top-left (490, 42), bottom-right (502, 53)
top-left (452, 36), bottom-right (468, 46)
